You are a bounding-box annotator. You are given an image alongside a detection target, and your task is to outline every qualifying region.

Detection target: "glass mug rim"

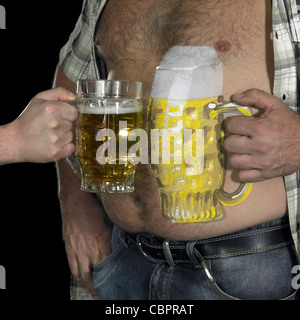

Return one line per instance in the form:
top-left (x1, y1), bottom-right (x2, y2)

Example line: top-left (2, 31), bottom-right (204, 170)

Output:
top-left (76, 79), bottom-right (142, 99)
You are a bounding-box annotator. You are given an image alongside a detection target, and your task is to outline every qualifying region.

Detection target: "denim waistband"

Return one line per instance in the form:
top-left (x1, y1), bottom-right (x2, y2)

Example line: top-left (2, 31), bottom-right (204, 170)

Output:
top-left (116, 215), bottom-right (293, 266)
top-left (120, 214), bottom-right (289, 244)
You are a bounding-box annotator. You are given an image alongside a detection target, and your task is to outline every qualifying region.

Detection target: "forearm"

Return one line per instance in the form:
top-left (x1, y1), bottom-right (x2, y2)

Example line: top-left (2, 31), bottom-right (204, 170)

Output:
top-left (57, 158), bottom-right (112, 299)
top-left (0, 123), bottom-right (19, 165)
top-left (1, 87), bottom-right (77, 165)
top-left (56, 159), bottom-right (108, 229)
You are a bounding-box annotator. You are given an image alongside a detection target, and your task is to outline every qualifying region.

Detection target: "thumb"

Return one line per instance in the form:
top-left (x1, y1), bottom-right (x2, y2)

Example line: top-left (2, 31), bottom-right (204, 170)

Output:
top-left (35, 87), bottom-right (76, 102)
top-left (231, 89), bottom-right (280, 113)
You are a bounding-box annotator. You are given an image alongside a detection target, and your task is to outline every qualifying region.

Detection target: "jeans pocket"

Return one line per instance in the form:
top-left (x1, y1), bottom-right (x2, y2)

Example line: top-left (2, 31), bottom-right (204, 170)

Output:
top-left (92, 241), bottom-right (124, 272)
top-left (209, 244), bottom-right (298, 300)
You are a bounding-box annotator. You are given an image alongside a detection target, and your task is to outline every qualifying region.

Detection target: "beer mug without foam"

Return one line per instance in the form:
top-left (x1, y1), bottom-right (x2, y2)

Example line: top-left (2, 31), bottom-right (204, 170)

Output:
top-left (147, 46), bottom-right (253, 223)
top-left (66, 79), bottom-right (143, 193)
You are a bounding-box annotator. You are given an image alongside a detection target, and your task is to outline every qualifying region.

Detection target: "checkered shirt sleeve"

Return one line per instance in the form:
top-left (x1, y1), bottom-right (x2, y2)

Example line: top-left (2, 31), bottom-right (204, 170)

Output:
top-left (59, 0), bottom-right (107, 83)
top-left (273, 0), bottom-right (300, 255)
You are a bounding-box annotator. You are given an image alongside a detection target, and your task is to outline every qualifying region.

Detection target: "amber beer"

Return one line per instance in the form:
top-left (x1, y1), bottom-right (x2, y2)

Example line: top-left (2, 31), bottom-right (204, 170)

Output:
top-left (65, 79), bottom-right (143, 193)
top-left (75, 98), bottom-right (143, 193)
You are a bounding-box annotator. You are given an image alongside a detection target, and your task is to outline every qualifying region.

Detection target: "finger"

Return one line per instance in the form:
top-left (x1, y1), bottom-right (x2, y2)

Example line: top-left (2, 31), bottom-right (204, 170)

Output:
top-left (224, 134), bottom-right (253, 153)
top-left (225, 116), bottom-right (256, 136)
top-left (60, 119), bottom-right (74, 133)
top-left (77, 261), bottom-right (98, 298)
top-left (55, 102), bottom-right (78, 122)
top-left (229, 153), bottom-right (259, 170)
top-left (51, 128), bottom-right (74, 146)
top-left (231, 89), bottom-right (281, 113)
top-left (238, 169), bottom-right (264, 183)
top-left (60, 130), bottom-right (74, 145)
top-left (35, 87), bottom-right (76, 102)
top-left (54, 143), bottom-right (75, 160)
top-left (49, 117), bottom-right (73, 134)
top-left (66, 253), bottom-right (88, 291)
top-left (64, 243), bottom-right (94, 294)
top-left (72, 258), bottom-right (90, 292)
top-left (42, 100), bottom-right (78, 122)
top-left (81, 270), bottom-right (98, 299)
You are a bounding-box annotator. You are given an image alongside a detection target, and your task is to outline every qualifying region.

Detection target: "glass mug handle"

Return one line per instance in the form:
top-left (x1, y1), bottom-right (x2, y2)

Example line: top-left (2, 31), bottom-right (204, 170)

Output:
top-left (65, 99), bottom-right (82, 179)
top-left (207, 95), bottom-right (253, 207)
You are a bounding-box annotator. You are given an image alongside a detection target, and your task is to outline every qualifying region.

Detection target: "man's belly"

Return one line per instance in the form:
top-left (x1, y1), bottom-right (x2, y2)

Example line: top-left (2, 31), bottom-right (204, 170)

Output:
top-left (96, 0), bottom-right (287, 240)
top-left (101, 165), bottom-right (287, 241)
top-left (100, 57), bottom-right (287, 241)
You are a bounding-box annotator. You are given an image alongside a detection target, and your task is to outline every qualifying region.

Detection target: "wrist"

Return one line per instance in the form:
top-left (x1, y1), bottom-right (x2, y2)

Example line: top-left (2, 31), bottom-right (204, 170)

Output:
top-left (0, 122), bottom-right (21, 165)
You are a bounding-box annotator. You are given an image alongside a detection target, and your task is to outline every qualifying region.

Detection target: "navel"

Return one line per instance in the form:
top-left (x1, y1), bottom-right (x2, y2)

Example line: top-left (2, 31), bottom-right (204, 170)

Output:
top-left (215, 40), bottom-right (232, 53)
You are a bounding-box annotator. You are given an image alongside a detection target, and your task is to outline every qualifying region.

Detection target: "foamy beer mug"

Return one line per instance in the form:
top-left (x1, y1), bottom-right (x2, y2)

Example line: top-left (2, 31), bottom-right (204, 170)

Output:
top-left (66, 79), bottom-right (143, 193)
top-left (147, 46), bottom-right (253, 223)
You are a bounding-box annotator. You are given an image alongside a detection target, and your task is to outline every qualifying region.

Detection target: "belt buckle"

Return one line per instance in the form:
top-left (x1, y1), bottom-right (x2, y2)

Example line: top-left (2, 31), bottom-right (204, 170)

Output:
top-left (137, 234), bottom-right (161, 264)
top-left (163, 240), bottom-right (175, 267)
top-left (137, 235), bottom-right (175, 266)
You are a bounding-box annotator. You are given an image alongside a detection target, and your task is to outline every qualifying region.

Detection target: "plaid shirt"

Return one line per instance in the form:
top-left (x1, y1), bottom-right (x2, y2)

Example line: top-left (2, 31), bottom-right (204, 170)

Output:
top-left (272, 0), bottom-right (300, 255)
top-left (59, 0), bottom-right (300, 256)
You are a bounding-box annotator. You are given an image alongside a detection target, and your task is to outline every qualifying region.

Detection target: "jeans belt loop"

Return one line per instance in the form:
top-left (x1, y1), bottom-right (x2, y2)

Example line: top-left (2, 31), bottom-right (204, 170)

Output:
top-left (136, 234), bottom-right (162, 264)
top-left (194, 248), bottom-right (216, 284)
top-left (186, 241), bottom-right (201, 267)
top-left (186, 241), bottom-right (216, 284)
top-left (163, 240), bottom-right (175, 267)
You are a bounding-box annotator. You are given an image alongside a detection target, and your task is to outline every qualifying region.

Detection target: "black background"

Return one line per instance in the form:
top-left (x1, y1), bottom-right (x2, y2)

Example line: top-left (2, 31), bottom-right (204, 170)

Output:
top-left (0, 0), bottom-right (298, 313)
top-left (0, 0), bottom-right (83, 303)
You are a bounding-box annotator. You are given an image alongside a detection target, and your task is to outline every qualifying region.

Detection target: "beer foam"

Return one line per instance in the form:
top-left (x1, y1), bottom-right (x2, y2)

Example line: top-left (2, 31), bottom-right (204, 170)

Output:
top-left (78, 98), bottom-right (142, 114)
top-left (159, 46), bottom-right (220, 69)
top-left (151, 46), bottom-right (223, 100)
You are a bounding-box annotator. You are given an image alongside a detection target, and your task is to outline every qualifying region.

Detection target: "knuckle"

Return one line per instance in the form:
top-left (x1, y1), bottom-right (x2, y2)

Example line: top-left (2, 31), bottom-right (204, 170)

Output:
top-left (252, 121), bottom-right (272, 138)
top-left (48, 133), bottom-right (59, 144)
top-left (262, 157), bottom-right (276, 171)
top-left (49, 120), bottom-right (60, 130)
top-left (244, 88), bottom-right (263, 100)
top-left (55, 86), bottom-right (64, 93)
top-left (252, 121), bottom-right (264, 133)
top-left (49, 147), bottom-right (61, 161)
top-left (253, 139), bottom-right (274, 155)
top-left (54, 86), bottom-right (68, 96)
top-left (255, 142), bottom-right (270, 154)
top-left (248, 88), bottom-right (260, 96)
top-left (44, 102), bottom-right (59, 115)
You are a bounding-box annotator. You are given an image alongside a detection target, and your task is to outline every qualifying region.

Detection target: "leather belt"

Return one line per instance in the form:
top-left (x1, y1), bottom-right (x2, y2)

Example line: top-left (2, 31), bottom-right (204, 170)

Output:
top-left (126, 223), bottom-right (294, 266)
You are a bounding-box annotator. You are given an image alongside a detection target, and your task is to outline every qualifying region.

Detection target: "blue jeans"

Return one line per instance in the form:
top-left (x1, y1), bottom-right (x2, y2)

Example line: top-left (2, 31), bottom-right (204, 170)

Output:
top-left (91, 215), bottom-right (298, 300)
